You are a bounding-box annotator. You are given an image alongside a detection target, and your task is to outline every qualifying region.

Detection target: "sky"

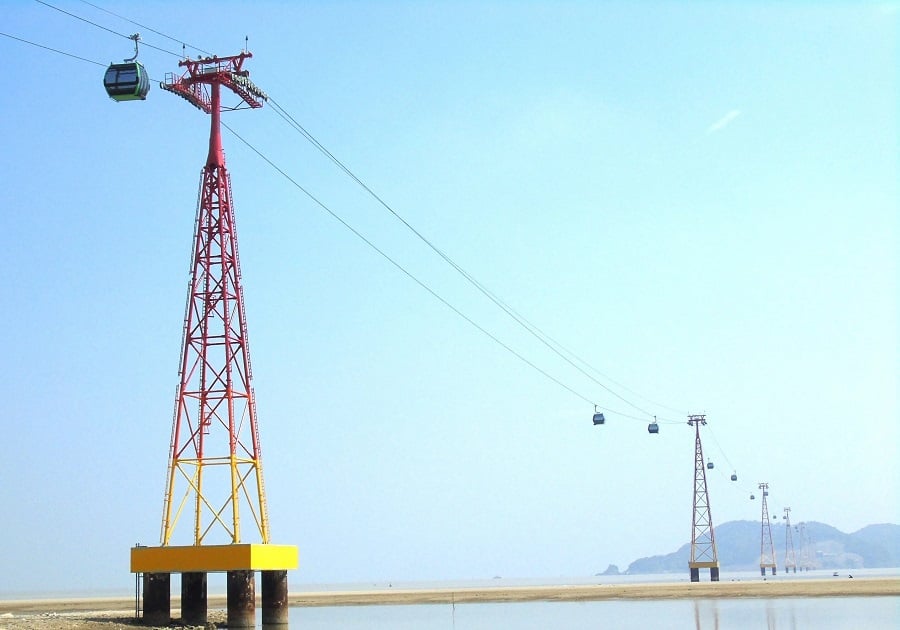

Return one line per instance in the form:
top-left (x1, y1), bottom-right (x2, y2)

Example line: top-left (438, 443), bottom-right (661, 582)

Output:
top-left (0, 1), bottom-right (897, 595)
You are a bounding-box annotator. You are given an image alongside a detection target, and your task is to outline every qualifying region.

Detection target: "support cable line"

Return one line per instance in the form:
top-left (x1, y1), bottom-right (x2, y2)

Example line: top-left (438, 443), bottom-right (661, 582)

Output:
top-left (221, 121), bottom-right (608, 411)
top-left (7, 21), bottom-right (806, 527)
top-left (76, 0), bottom-right (212, 57)
top-left (1, 29), bottom-right (646, 423)
top-left (34, 0), bottom-right (186, 58)
top-left (704, 423), bottom-right (738, 473)
top-left (26, 0), bottom-right (693, 425)
top-left (0, 30), bottom-right (106, 66)
top-left (268, 97), bottom-right (686, 422)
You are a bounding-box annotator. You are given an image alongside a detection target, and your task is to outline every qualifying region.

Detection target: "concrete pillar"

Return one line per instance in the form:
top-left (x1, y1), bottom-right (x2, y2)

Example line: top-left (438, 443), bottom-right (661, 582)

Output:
top-left (227, 569), bottom-right (256, 628)
top-left (142, 572), bottom-right (170, 626)
top-left (772, 567), bottom-right (777, 576)
top-left (689, 567), bottom-right (699, 583)
top-left (710, 567), bottom-right (720, 582)
top-left (261, 570), bottom-right (289, 625)
top-left (181, 571), bottom-right (207, 625)
top-left (760, 566), bottom-right (766, 576)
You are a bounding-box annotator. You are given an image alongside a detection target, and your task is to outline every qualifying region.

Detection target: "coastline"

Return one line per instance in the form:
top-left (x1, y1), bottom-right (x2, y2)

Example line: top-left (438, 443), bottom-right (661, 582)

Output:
top-left (1, 577), bottom-right (897, 615)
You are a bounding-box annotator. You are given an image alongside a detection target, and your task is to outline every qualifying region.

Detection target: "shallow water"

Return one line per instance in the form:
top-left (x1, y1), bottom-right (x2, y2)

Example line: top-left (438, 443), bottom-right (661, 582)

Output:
top-left (270, 570), bottom-right (900, 630)
top-left (279, 596), bottom-right (899, 629)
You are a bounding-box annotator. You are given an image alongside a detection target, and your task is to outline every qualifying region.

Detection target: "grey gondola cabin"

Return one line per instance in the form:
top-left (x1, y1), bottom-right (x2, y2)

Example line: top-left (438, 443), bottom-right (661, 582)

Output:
top-left (592, 412), bottom-right (606, 425)
top-left (104, 62), bottom-right (150, 101)
top-left (706, 461), bottom-right (714, 469)
top-left (730, 473), bottom-right (738, 481)
top-left (647, 422), bottom-right (659, 434)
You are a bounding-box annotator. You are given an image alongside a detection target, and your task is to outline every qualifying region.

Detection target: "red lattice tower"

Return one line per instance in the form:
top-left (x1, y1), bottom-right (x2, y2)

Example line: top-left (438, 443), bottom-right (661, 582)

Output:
top-left (688, 414), bottom-right (720, 582)
top-left (759, 482), bottom-right (776, 575)
top-left (157, 51), bottom-right (271, 546)
top-left (129, 51), bottom-right (295, 629)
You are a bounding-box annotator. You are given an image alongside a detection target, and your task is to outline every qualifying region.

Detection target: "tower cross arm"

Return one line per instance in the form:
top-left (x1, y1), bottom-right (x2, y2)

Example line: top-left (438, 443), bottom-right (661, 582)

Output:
top-left (163, 51), bottom-right (267, 112)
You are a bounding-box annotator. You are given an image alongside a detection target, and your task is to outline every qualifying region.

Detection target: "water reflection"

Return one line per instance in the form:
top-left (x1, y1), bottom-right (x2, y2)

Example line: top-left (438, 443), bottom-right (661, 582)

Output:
top-left (693, 599), bottom-right (720, 630)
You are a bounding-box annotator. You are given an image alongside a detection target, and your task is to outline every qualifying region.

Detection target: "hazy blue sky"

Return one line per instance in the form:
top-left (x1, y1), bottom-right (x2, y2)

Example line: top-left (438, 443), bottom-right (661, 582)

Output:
top-left (1, 1), bottom-right (896, 594)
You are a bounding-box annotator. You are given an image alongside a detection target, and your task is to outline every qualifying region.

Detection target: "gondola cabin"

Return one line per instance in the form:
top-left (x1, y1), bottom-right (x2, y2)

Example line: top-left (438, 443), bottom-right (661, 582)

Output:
top-left (706, 461), bottom-right (714, 469)
top-left (730, 473), bottom-right (738, 481)
top-left (647, 422), bottom-right (659, 434)
top-left (104, 62), bottom-right (150, 101)
top-left (592, 412), bottom-right (606, 426)
top-left (750, 494), bottom-right (755, 500)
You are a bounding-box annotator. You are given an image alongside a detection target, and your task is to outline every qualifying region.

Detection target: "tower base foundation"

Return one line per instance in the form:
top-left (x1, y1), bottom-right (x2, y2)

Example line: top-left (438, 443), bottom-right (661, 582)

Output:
top-left (181, 571), bottom-right (207, 625)
top-left (142, 572), bottom-right (170, 626)
top-left (262, 570), bottom-right (289, 625)
top-left (228, 570), bottom-right (256, 628)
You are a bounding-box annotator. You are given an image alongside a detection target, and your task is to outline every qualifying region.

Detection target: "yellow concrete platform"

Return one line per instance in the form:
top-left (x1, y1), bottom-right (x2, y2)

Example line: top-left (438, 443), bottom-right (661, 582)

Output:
top-left (131, 544), bottom-right (298, 573)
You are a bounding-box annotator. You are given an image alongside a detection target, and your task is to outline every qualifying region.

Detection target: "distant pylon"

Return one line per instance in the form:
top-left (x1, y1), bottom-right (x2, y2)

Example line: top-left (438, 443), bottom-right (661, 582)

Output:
top-left (807, 530), bottom-right (817, 570)
top-left (759, 483), bottom-right (776, 576)
top-left (688, 414), bottom-right (720, 582)
top-left (797, 522), bottom-right (808, 571)
top-left (783, 507), bottom-right (797, 573)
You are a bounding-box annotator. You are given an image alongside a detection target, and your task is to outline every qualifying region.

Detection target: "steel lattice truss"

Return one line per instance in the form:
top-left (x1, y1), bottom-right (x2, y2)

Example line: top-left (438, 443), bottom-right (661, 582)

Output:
top-left (159, 52), bottom-right (270, 547)
top-left (689, 415), bottom-right (718, 567)
top-left (783, 507), bottom-right (797, 570)
top-left (759, 483), bottom-right (776, 569)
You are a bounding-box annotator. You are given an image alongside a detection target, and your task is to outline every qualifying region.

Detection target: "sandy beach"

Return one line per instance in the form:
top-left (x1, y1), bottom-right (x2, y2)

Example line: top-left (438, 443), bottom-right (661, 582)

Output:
top-left (1, 578), bottom-right (897, 629)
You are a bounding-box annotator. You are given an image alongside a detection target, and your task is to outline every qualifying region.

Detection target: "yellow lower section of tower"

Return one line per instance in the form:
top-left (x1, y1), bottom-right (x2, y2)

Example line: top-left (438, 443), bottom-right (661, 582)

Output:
top-left (688, 561), bottom-right (720, 568)
top-left (131, 544), bottom-right (298, 573)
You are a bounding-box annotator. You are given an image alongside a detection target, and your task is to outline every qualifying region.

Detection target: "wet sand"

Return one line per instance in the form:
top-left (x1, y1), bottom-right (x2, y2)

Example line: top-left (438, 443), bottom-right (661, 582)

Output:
top-left (1, 578), bottom-right (897, 629)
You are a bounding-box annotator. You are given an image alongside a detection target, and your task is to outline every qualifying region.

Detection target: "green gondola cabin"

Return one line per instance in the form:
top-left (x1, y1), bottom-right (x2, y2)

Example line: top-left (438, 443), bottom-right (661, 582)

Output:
top-left (104, 62), bottom-right (150, 101)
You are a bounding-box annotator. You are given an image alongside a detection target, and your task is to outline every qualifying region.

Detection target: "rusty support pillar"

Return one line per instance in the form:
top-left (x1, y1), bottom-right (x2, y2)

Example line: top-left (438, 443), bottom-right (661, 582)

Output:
top-left (261, 570), bottom-right (289, 625)
top-left (142, 572), bottom-right (170, 626)
top-left (181, 572), bottom-right (207, 625)
top-left (227, 570), bottom-right (256, 628)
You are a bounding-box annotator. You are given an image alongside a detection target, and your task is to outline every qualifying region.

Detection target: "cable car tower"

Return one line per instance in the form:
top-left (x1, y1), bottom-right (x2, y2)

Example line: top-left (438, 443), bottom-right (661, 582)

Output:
top-left (758, 482), bottom-right (776, 576)
top-left (783, 507), bottom-right (797, 573)
top-left (688, 414), bottom-right (720, 582)
top-left (798, 522), bottom-right (815, 571)
top-left (129, 50), bottom-right (297, 628)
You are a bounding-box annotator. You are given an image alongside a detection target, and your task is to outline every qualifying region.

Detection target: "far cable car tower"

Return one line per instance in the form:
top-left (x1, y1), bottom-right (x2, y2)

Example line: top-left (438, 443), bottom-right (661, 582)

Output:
top-left (688, 414), bottom-right (720, 582)
top-left (758, 482), bottom-right (776, 576)
top-left (783, 507), bottom-right (797, 573)
top-left (129, 50), bottom-right (297, 628)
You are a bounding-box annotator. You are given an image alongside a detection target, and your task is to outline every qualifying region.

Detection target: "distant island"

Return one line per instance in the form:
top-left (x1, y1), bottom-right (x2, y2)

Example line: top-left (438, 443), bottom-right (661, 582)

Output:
top-left (619, 521), bottom-right (899, 574)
